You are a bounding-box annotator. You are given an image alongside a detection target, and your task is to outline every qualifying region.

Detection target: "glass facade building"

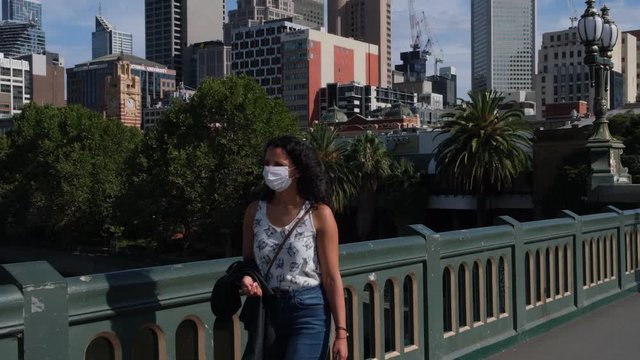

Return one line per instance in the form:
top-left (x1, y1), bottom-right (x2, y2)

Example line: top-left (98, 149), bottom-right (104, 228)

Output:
top-left (92, 15), bottom-right (133, 59)
top-left (0, 0), bottom-right (45, 58)
top-left (471, 0), bottom-right (535, 92)
top-left (145, 0), bottom-right (226, 84)
top-left (0, 21), bottom-right (45, 58)
top-left (2, 0), bottom-right (42, 27)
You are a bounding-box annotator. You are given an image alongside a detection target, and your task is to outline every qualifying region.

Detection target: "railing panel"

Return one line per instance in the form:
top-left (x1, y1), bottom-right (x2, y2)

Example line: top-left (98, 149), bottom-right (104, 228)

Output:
top-left (438, 243), bottom-right (514, 359)
top-left (519, 236), bottom-right (575, 329)
top-left (4, 209), bottom-right (640, 360)
top-left (581, 230), bottom-right (620, 306)
top-left (0, 337), bottom-right (20, 360)
top-left (341, 263), bottom-right (425, 360)
top-left (0, 284), bottom-right (23, 337)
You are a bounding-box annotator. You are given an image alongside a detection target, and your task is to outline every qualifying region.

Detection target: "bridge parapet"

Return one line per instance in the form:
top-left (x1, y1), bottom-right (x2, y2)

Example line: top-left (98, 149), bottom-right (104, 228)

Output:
top-left (1, 207), bottom-right (640, 360)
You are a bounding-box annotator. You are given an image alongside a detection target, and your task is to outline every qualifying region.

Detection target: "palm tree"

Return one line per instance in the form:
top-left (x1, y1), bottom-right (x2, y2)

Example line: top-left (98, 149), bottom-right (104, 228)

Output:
top-left (347, 131), bottom-right (391, 240)
top-left (307, 123), bottom-right (357, 213)
top-left (381, 158), bottom-right (426, 230)
top-left (434, 90), bottom-right (532, 226)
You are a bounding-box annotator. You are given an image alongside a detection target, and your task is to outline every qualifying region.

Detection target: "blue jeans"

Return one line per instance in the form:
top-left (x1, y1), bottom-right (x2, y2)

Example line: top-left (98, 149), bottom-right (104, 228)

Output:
top-left (268, 285), bottom-right (330, 360)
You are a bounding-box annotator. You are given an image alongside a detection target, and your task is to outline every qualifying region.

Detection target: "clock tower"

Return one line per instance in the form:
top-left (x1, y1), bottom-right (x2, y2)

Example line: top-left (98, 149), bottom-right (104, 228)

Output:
top-left (104, 59), bottom-right (142, 128)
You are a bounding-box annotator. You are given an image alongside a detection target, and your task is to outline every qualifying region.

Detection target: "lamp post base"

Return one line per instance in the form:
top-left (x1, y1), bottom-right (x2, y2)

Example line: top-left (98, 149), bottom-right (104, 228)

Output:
top-left (587, 138), bottom-right (631, 190)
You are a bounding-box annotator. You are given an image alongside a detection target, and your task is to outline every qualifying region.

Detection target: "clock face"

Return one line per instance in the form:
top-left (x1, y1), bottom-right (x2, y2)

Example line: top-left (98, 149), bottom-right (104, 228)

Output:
top-left (126, 98), bottom-right (136, 109)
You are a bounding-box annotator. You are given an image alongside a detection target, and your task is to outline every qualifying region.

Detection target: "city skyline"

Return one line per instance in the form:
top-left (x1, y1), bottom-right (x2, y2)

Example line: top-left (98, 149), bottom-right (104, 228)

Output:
top-left (8, 0), bottom-right (640, 96)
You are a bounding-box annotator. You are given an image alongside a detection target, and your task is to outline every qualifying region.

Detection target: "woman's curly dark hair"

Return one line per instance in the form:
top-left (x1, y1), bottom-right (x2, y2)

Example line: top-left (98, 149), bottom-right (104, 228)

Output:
top-left (261, 135), bottom-right (331, 209)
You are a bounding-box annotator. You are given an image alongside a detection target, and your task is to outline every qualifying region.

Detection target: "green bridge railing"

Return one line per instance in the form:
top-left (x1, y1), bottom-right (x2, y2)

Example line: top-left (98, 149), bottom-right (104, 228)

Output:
top-left (1, 206), bottom-right (639, 360)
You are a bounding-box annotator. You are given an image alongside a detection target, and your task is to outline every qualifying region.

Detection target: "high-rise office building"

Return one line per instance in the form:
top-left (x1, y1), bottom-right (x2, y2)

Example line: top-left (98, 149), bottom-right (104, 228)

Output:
top-left (17, 52), bottom-right (65, 107)
top-left (328, 0), bottom-right (391, 87)
top-left (92, 15), bottom-right (133, 59)
top-left (192, 40), bottom-right (231, 85)
top-left (471, 0), bottom-right (535, 92)
top-left (0, 21), bottom-right (45, 58)
top-left (0, 0), bottom-right (45, 58)
top-left (227, 0), bottom-right (325, 29)
top-left (145, 0), bottom-right (225, 83)
top-left (281, 28), bottom-right (380, 126)
top-left (293, 0), bottom-right (324, 29)
top-left (2, 0), bottom-right (42, 27)
top-left (0, 52), bottom-right (30, 118)
top-left (624, 30), bottom-right (640, 102)
top-left (231, 19), bottom-right (308, 97)
top-left (534, 27), bottom-right (634, 120)
top-left (228, 0), bottom-right (296, 28)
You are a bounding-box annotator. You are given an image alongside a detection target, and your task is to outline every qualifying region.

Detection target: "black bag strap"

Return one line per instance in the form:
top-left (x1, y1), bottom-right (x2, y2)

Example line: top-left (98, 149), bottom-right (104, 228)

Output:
top-left (264, 205), bottom-right (313, 277)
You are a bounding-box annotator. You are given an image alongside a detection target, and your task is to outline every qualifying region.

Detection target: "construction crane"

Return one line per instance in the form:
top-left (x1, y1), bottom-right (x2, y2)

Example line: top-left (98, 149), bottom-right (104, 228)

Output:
top-left (408, 0), bottom-right (432, 61)
top-left (567, 0), bottom-right (578, 28)
top-left (434, 56), bottom-right (443, 76)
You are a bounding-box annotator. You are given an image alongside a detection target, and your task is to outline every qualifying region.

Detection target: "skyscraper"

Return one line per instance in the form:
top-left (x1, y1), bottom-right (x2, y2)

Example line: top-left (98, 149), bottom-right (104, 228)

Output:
top-left (0, 0), bottom-right (45, 58)
top-left (2, 0), bottom-right (42, 27)
top-left (328, 0), bottom-right (391, 87)
top-left (293, 0), bottom-right (324, 29)
top-left (228, 0), bottom-right (296, 28)
top-left (145, 0), bottom-right (225, 83)
top-left (0, 21), bottom-right (45, 57)
top-left (535, 27), bottom-right (633, 120)
top-left (92, 15), bottom-right (133, 59)
top-left (471, 0), bottom-right (535, 92)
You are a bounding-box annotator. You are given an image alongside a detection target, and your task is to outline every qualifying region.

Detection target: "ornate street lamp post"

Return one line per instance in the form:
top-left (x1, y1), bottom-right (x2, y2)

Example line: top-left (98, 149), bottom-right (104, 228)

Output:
top-left (577, 0), bottom-right (630, 189)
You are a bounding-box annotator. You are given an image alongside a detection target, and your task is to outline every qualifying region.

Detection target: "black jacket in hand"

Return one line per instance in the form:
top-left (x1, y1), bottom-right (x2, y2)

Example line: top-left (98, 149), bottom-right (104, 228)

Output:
top-left (210, 259), bottom-right (277, 360)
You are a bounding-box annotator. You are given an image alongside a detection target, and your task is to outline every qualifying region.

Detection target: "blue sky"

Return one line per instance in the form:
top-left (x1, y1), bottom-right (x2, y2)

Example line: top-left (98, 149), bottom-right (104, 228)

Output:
top-left (24, 0), bottom-right (640, 95)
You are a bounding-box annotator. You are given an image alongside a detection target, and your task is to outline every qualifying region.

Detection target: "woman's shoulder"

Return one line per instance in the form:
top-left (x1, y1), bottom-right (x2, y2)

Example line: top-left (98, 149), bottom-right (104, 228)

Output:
top-left (311, 203), bottom-right (335, 223)
top-left (244, 200), bottom-right (261, 218)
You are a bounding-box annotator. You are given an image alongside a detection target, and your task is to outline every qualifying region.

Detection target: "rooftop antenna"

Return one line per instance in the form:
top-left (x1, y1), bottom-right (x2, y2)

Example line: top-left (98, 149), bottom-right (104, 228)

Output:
top-left (98, 2), bottom-right (102, 16)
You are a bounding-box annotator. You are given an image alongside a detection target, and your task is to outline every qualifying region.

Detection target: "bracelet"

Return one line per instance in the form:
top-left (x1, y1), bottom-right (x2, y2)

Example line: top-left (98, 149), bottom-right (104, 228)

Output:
top-left (335, 336), bottom-right (348, 340)
top-left (335, 326), bottom-right (349, 337)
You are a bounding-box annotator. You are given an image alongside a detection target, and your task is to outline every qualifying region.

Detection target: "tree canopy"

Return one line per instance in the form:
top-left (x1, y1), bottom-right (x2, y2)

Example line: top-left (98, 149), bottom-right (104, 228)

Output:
top-left (609, 111), bottom-right (640, 183)
top-left (123, 75), bottom-right (300, 247)
top-left (435, 90), bottom-right (532, 195)
top-left (435, 90), bottom-right (532, 226)
top-left (0, 104), bottom-right (142, 246)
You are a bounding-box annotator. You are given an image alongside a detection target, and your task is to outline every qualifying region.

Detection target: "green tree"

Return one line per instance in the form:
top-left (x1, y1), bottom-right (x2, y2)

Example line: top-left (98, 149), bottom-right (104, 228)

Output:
top-left (347, 131), bottom-right (391, 240)
top-left (380, 158), bottom-right (427, 230)
top-left (435, 90), bottom-right (532, 226)
top-left (609, 111), bottom-right (640, 182)
top-left (0, 104), bottom-right (142, 246)
top-left (307, 123), bottom-right (356, 213)
top-left (125, 75), bottom-right (299, 252)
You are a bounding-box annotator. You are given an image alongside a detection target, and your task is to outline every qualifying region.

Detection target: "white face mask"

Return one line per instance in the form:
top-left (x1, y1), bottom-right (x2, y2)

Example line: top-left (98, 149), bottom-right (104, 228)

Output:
top-left (263, 166), bottom-right (293, 192)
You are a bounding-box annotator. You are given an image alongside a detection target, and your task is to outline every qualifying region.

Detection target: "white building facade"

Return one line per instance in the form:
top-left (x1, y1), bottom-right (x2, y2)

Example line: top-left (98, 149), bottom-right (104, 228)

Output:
top-left (0, 53), bottom-right (30, 118)
top-left (534, 27), bottom-right (635, 120)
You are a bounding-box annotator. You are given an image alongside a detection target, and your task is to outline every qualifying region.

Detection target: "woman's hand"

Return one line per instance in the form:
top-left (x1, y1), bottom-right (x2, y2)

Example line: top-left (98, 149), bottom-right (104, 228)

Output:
top-left (332, 336), bottom-right (348, 360)
top-left (239, 275), bottom-right (262, 297)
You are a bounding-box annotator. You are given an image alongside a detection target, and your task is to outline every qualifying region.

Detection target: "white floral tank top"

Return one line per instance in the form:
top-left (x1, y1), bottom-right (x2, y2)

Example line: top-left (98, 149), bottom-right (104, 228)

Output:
top-left (253, 200), bottom-right (321, 289)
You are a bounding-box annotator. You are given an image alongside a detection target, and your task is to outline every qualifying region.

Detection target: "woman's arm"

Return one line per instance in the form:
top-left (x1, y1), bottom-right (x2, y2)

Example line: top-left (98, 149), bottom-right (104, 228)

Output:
top-left (242, 201), bottom-right (259, 260)
top-left (241, 201), bottom-right (262, 297)
top-left (315, 204), bottom-right (348, 360)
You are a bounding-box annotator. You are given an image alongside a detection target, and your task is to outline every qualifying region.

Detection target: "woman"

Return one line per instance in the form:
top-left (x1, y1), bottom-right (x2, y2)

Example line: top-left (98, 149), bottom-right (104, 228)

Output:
top-left (241, 135), bottom-right (348, 360)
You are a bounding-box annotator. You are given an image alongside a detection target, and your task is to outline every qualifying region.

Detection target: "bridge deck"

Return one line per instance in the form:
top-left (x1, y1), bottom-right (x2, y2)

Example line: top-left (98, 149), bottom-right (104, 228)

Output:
top-left (489, 292), bottom-right (640, 360)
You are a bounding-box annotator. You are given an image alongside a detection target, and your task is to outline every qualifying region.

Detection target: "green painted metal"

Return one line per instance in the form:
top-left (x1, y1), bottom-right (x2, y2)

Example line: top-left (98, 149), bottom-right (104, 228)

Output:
top-left (1, 209), bottom-right (640, 359)
top-left (2, 261), bottom-right (69, 360)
